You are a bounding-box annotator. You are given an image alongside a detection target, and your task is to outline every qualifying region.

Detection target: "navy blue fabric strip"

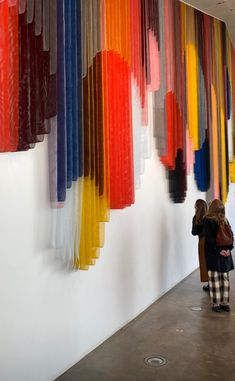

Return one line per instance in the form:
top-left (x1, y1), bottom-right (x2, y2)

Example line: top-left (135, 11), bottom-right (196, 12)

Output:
top-left (57, 0), bottom-right (67, 202)
top-left (194, 139), bottom-right (210, 192)
top-left (65, 0), bottom-right (73, 188)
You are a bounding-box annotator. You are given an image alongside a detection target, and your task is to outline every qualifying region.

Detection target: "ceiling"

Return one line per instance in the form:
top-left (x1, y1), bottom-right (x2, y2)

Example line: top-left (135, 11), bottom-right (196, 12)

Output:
top-left (181, 0), bottom-right (235, 47)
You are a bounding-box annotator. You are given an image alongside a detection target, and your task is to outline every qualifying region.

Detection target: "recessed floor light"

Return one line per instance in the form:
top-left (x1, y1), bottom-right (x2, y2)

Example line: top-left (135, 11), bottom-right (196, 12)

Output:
top-left (190, 306), bottom-right (202, 311)
top-left (176, 328), bottom-right (184, 333)
top-left (144, 356), bottom-right (167, 367)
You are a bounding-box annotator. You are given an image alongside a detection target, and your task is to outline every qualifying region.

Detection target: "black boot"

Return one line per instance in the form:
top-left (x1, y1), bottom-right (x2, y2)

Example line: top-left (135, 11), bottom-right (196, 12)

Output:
top-left (203, 283), bottom-right (209, 292)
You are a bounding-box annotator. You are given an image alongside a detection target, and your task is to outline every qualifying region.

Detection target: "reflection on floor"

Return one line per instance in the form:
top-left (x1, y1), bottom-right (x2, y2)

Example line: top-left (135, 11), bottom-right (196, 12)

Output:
top-left (56, 268), bottom-right (235, 381)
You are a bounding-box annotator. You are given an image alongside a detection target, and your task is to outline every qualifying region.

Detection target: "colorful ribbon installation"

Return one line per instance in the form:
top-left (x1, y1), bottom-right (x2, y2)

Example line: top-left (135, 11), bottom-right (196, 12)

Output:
top-left (1, 0), bottom-right (235, 269)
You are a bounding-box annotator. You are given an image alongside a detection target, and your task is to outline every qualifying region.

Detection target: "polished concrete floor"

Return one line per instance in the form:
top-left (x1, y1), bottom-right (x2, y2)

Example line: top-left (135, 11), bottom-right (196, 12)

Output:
top-left (56, 268), bottom-right (235, 381)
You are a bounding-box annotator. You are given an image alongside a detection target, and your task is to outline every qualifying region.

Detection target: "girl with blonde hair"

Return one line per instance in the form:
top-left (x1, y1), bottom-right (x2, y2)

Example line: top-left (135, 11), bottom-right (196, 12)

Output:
top-left (203, 199), bottom-right (234, 312)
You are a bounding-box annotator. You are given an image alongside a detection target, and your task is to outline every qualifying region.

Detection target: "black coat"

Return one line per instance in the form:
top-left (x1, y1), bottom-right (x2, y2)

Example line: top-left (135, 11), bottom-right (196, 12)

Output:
top-left (203, 217), bottom-right (234, 272)
top-left (192, 216), bottom-right (204, 238)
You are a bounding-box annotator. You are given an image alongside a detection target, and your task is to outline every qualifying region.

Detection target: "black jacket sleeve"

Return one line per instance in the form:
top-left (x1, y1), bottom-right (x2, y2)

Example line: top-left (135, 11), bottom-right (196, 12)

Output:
top-left (225, 219), bottom-right (234, 250)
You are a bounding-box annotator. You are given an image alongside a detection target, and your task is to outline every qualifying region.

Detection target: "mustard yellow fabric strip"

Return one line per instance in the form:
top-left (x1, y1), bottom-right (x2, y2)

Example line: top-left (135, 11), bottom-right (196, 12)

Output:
top-left (185, 6), bottom-right (199, 150)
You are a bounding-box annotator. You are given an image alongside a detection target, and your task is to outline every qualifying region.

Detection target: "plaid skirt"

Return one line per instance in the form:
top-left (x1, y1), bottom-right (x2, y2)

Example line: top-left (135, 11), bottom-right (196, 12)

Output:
top-left (208, 270), bottom-right (230, 305)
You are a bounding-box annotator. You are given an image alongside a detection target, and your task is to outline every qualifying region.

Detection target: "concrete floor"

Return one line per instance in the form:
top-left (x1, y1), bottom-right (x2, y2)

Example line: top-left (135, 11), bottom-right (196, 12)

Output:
top-left (56, 268), bottom-right (235, 381)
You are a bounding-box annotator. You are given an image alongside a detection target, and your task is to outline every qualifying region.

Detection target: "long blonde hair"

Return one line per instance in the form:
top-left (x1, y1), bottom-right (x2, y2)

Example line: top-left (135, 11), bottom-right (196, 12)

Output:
top-left (206, 199), bottom-right (226, 225)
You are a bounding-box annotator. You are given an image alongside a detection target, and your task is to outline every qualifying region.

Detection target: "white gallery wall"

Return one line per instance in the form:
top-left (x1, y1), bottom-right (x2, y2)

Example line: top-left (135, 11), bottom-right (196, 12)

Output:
top-left (2, 134), bottom-right (235, 381)
top-left (0, 131), bottom-right (212, 381)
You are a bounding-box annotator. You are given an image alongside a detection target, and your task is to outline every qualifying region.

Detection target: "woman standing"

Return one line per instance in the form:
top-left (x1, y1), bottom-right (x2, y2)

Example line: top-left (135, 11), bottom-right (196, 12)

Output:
top-left (192, 199), bottom-right (209, 290)
top-left (203, 199), bottom-right (234, 312)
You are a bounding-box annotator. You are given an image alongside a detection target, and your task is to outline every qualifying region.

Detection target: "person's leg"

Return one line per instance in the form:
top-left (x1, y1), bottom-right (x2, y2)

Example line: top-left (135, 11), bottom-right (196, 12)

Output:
top-left (220, 272), bottom-right (230, 311)
top-left (199, 238), bottom-right (208, 287)
top-left (208, 270), bottom-right (221, 311)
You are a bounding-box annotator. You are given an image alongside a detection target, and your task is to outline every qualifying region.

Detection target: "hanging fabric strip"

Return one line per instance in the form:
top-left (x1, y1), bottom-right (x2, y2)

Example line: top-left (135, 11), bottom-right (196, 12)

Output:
top-left (1, 0), bottom-right (235, 269)
top-left (8, 0), bottom-right (19, 151)
top-left (0, 1), bottom-right (10, 152)
top-left (57, 0), bottom-right (67, 203)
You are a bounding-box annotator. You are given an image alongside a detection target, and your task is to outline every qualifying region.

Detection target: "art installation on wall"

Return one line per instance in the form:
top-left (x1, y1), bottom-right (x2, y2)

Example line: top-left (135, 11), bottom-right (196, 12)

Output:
top-left (1, 0), bottom-right (235, 269)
